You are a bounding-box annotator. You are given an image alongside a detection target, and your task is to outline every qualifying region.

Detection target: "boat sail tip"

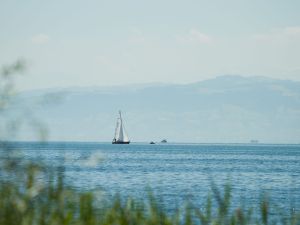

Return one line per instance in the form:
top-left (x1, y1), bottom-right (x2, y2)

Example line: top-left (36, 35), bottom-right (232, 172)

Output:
top-left (112, 110), bottom-right (130, 144)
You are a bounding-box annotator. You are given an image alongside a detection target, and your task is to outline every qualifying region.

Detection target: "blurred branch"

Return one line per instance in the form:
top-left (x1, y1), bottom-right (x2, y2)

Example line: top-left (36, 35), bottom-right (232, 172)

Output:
top-left (0, 59), bottom-right (26, 112)
top-left (0, 59), bottom-right (48, 142)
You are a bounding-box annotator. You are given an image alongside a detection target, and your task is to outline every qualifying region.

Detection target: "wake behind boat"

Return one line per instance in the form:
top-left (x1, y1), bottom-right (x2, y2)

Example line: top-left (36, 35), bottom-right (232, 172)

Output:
top-left (112, 111), bottom-right (130, 144)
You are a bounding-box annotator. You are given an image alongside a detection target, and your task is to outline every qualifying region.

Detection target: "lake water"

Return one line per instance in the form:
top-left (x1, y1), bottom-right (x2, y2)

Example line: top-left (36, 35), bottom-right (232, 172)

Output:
top-left (9, 142), bottom-right (300, 210)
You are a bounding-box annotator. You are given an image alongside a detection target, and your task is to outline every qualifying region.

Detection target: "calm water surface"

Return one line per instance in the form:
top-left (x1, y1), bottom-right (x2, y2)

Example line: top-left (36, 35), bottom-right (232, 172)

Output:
top-left (12, 142), bottom-right (300, 209)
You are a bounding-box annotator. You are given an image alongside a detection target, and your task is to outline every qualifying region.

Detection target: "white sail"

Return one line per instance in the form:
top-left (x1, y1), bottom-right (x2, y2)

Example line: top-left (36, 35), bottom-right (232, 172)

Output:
top-left (120, 121), bottom-right (129, 142)
top-left (113, 111), bottom-right (129, 143)
top-left (114, 118), bottom-right (121, 141)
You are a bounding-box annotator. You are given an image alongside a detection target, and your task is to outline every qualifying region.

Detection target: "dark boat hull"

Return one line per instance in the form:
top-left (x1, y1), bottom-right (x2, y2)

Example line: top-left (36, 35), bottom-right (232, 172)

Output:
top-left (112, 141), bottom-right (130, 144)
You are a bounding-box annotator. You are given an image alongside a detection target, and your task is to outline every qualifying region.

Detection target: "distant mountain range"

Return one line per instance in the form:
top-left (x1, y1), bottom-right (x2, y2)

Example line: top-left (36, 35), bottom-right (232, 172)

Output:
top-left (17, 75), bottom-right (300, 143)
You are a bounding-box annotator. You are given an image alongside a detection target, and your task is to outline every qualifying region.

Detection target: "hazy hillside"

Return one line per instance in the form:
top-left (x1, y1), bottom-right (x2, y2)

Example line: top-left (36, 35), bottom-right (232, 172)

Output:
top-left (17, 75), bottom-right (300, 143)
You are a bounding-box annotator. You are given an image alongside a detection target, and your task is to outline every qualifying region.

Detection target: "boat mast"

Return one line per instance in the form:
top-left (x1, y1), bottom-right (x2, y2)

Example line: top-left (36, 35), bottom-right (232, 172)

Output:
top-left (119, 110), bottom-right (122, 122)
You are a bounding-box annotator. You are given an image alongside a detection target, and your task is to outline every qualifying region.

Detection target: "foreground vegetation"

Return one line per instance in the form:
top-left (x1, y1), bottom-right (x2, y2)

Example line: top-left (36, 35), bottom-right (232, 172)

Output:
top-left (0, 159), bottom-right (299, 225)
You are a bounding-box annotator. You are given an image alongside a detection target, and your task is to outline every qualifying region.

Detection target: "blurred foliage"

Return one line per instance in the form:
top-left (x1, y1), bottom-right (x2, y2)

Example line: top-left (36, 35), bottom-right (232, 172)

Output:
top-left (0, 60), bottom-right (48, 141)
top-left (0, 172), bottom-right (299, 225)
top-left (0, 61), bottom-right (300, 225)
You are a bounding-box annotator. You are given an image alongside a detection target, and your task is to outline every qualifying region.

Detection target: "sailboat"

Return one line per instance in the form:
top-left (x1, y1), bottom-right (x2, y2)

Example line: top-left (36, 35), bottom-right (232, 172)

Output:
top-left (112, 111), bottom-right (130, 144)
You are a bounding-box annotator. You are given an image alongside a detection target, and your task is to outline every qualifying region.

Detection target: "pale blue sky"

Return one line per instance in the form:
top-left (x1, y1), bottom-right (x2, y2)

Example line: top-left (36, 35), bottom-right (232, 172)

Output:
top-left (1, 0), bottom-right (300, 90)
